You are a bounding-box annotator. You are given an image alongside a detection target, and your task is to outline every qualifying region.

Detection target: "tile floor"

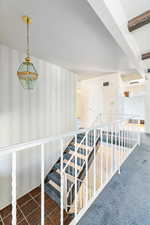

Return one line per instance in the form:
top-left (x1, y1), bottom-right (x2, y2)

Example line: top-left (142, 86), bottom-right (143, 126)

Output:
top-left (0, 186), bottom-right (72, 225)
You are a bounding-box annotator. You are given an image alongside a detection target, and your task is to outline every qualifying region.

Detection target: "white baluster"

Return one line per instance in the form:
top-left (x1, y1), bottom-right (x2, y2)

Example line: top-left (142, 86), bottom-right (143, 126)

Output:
top-left (130, 124), bottom-right (132, 149)
top-left (111, 125), bottom-right (114, 175)
top-left (94, 129), bottom-right (96, 195)
top-left (60, 139), bottom-right (64, 225)
top-left (122, 124), bottom-right (124, 159)
top-left (85, 132), bottom-right (88, 205)
top-left (118, 123), bottom-right (121, 174)
top-left (125, 126), bottom-right (127, 156)
top-left (100, 129), bottom-right (103, 186)
top-left (12, 152), bottom-right (17, 225)
top-left (127, 122), bottom-right (129, 151)
top-left (123, 126), bottom-right (125, 159)
top-left (115, 124), bottom-right (118, 171)
top-left (41, 144), bottom-right (45, 225)
top-left (138, 129), bottom-right (141, 146)
top-left (75, 134), bottom-right (78, 218)
top-left (106, 126), bottom-right (109, 181)
top-left (121, 124), bottom-right (123, 162)
top-left (129, 124), bottom-right (132, 149)
top-left (113, 125), bottom-right (115, 172)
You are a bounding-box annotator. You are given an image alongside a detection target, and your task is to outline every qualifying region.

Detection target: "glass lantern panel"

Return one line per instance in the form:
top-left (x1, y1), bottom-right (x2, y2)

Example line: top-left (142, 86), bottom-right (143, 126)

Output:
top-left (18, 62), bottom-right (37, 73)
top-left (19, 79), bottom-right (37, 89)
top-left (17, 61), bottom-right (38, 89)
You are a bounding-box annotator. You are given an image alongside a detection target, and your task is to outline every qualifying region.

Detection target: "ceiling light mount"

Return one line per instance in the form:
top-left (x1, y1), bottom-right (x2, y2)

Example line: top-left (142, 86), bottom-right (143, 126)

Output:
top-left (22, 16), bottom-right (32, 25)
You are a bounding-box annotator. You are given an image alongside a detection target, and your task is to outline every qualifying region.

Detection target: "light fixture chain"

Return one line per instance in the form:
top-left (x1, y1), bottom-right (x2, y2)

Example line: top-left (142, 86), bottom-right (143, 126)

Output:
top-left (26, 17), bottom-right (30, 58)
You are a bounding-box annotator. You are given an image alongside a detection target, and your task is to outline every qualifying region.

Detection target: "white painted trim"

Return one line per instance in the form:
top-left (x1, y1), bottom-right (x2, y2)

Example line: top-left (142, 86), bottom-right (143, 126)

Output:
top-left (41, 144), bottom-right (45, 225)
top-left (12, 152), bottom-right (16, 225)
top-left (60, 139), bottom-right (64, 225)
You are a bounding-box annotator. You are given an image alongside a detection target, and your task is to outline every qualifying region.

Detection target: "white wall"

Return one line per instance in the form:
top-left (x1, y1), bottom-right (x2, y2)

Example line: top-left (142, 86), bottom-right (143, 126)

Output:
top-left (79, 78), bottom-right (101, 127)
top-left (79, 73), bottom-right (121, 127)
top-left (0, 44), bottom-right (76, 209)
top-left (123, 95), bottom-right (144, 119)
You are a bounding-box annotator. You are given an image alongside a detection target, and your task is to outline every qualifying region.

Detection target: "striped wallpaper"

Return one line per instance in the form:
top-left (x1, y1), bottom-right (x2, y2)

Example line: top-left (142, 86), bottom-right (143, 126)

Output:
top-left (0, 44), bottom-right (76, 208)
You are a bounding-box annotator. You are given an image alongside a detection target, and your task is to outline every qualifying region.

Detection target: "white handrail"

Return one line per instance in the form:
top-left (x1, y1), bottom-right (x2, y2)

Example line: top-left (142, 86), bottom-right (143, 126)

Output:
top-left (0, 124), bottom-right (106, 156)
top-left (0, 115), bottom-right (132, 157)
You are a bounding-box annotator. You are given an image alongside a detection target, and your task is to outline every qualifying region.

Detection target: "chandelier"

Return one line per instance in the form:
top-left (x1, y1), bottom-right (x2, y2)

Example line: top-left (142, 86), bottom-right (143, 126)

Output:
top-left (17, 16), bottom-right (38, 89)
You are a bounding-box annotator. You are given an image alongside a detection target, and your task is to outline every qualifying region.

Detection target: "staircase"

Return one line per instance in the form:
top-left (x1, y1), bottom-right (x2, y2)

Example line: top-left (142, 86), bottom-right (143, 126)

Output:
top-left (45, 132), bottom-right (98, 211)
top-left (44, 127), bottom-right (134, 214)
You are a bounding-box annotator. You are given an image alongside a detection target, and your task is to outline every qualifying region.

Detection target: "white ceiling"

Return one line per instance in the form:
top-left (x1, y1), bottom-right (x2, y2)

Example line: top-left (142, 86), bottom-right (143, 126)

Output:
top-left (120, 0), bottom-right (150, 19)
top-left (0, 0), bottom-right (133, 77)
top-left (120, 0), bottom-right (150, 71)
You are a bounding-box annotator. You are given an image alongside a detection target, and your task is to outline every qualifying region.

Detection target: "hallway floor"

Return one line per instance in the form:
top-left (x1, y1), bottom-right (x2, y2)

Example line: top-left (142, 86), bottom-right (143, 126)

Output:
top-left (0, 186), bottom-right (72, 225)
top-left (78, 133), bottom-right (150, 225)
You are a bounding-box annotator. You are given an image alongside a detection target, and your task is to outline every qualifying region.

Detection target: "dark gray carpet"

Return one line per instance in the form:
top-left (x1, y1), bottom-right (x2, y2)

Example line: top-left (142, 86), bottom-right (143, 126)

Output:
top-left (78, 133), bottom-right (150, 225)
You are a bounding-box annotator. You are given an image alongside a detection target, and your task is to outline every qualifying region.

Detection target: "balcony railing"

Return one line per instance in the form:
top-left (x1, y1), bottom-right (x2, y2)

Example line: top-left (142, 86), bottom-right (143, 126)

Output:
top-left (0, 114), bottom-right (140, 225)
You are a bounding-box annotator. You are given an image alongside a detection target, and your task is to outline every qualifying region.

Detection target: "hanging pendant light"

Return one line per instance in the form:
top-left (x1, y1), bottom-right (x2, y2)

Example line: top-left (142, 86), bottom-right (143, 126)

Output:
top-left (17, 16), bottom-right (38, 89)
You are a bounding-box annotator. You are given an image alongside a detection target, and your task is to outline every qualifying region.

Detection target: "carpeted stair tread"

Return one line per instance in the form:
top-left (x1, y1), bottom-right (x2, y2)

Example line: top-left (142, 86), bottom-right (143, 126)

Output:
top-left (54, 162), bottom-right (80, 177)
top-left (48, 179), bottom-right (61, 192)
top-left (57, 169), bottom-right (75, 183)
top-left (47, 171), bottom-right (61, 186)
top-left (71, 156), bottom-right (85, 166)
top-left (67, 145), bottom-right (75, 151)
top-left (63, 159), bottom-right (82, 171)
top-left (75, 143), bottom-right (93, 151)
top-left (53, 162), bottom-right (66, 170)
top-left (64, 152), bottom-right (72, 160)
top-left (69, 150), bottom-right (87, 160)
top-left (67, 145), bottom-right (86, 156)
top-left (45, 183), bottom-right (60, 206)
top-left (65, 166), bottom-right (79, 177)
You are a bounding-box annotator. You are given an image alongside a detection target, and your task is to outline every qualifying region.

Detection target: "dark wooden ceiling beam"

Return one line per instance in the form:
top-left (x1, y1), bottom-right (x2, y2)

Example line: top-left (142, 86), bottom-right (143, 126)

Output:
top-left (128, 10), bottom-right (150, 32)
top-left (142, 52), bottom-right (150, 60)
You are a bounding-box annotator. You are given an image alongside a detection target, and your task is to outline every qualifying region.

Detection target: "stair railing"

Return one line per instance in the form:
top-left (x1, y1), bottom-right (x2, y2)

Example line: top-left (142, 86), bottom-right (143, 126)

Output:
top-left (63, 113), bottom-right (136, 207)
top-left (64, 118), bottom-right (121, 212)
top-left (62, 113), bottom-right (102, 209)
top-left (63, 113), bottom-right (102, 176)
top-left (65, 129), bottom-right (100, 210)
top-left (68, 115), bottom-right (141, 224)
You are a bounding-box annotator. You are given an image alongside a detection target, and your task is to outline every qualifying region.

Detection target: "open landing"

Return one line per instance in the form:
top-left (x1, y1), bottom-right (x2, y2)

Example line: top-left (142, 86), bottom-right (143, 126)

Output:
top-left (78, 133), bottom-right (150, 225)
top-left (126, 123), bottom-right (145, 133)
top-left (0, 186), bottom-right (72, 225)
